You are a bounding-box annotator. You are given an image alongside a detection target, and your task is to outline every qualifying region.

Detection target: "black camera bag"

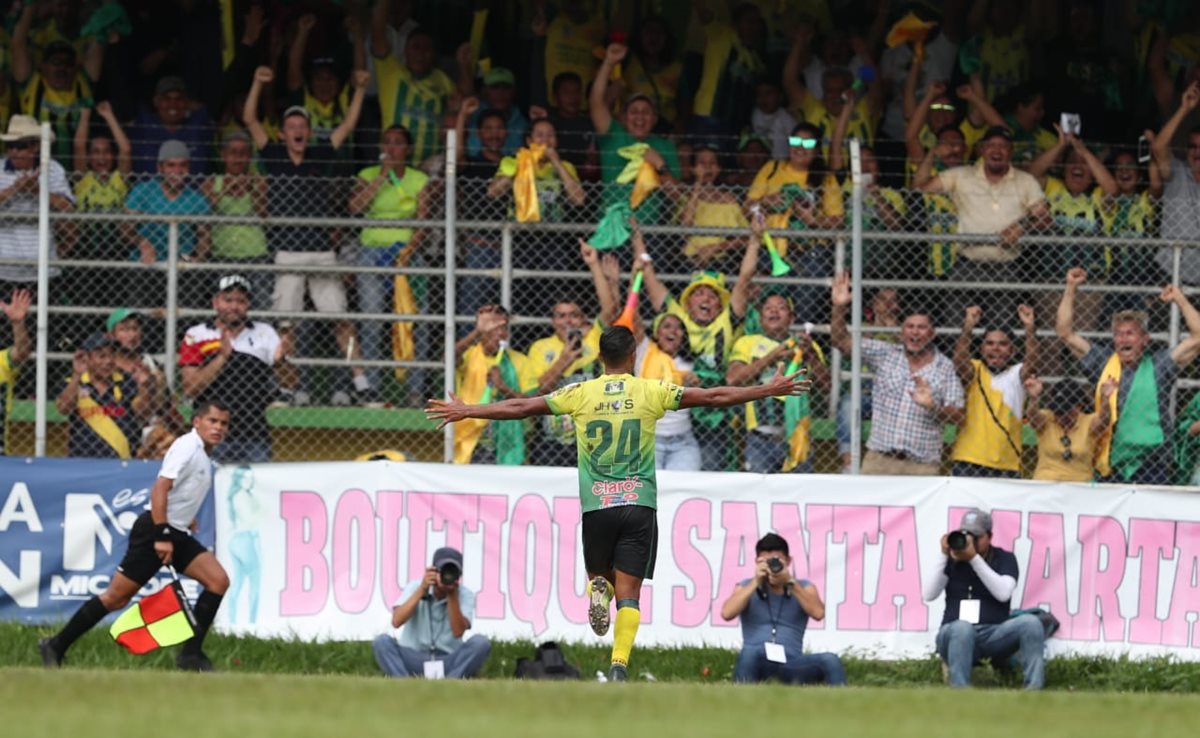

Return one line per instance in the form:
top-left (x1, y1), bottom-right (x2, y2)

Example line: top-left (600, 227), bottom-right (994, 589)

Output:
top-left (514, 641), bottom-right (581, 680)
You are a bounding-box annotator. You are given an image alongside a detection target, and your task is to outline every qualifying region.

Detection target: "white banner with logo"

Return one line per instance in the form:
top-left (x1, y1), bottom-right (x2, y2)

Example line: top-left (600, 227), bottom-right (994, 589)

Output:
top-left (213, 462), bottom-right (1200, 659)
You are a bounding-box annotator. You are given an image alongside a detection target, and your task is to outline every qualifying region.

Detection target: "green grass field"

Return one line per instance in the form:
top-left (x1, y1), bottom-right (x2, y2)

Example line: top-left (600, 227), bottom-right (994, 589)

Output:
top-left (5, 667), bottom-right (1200, 738)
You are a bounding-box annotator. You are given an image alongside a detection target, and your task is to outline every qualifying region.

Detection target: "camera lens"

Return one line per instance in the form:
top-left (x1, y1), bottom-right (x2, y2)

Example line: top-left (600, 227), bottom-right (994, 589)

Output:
top-left (947, 530), bottom-right (968, 552)
top-left (767, 557), bottom-right (784, 574)
top-left (439, 562), bottom-right (461, 586)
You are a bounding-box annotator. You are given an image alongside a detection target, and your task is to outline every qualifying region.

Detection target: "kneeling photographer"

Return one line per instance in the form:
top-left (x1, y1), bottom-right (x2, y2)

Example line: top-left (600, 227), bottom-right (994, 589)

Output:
top-left (720, 533), bottom-right (846, 686)
top-left (372, 547), bottom-right (492, 679)
top-left (923, 509), bottom-right (1046, 690)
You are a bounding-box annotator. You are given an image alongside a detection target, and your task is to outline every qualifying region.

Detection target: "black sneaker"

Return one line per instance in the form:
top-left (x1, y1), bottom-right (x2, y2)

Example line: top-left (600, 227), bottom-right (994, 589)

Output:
top-left (354, 387), bottom-right (385, 408)
top-left (608, 663), bottom-right (628, 682)
top-left (38, 637), bottom-right (63, 668)
top-left (176, 650), bottom-right (214, 672)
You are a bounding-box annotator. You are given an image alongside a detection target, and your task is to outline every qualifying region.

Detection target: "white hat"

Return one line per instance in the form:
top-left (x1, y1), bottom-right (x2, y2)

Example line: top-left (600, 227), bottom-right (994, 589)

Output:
top-left (1, 115), bottom-right (54, 143)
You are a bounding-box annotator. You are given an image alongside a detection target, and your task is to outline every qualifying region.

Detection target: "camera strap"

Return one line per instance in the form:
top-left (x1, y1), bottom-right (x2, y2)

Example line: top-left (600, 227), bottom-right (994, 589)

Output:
top-left (976, 370), bottom-right (1027, 476)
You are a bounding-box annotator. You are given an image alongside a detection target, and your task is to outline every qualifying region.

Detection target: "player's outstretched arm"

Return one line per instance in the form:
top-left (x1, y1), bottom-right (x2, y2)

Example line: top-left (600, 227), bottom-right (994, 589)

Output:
top-left (679, 366), bottom-right (810, 409)
top-left (425, 393), bottom-right (552, 429)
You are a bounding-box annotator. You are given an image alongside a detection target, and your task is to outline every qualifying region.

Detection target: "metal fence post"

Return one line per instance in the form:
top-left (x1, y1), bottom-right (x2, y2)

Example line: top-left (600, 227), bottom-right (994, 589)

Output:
top-left (848, 139), bottom-right (864, 475)
top-left (1171, 245), bottom-right (1183, 420)
top-left (34, 122), bottom-right (51, 457)
top-left (443, 130), bottom-right (458, 463)
top-left (501, 223), bottom-right (513, 310)
top-left (164, 222), bottom-right (179, 392)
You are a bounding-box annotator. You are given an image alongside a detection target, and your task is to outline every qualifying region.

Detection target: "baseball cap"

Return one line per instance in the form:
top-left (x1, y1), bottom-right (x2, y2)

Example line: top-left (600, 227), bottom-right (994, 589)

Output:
top-left (105, 307), bottom-right (140, 333)
top-left (217, 274), bottom-right (252, 294)
top-left (981, 125), bottom-right (1014, 143)
top-left (282, 104), bottom-right (311, 122)
top-left (626, 92), bottom-right (658, 111)
top-left (154, 75), bottom-right (187, 96)
top-left (157, 139), bottom-right (190, 162)
top-left (483, 67), bottom-right (515, 87)
top-left (432, 546), bottom-right (463, 571)
top-left (221, 128), bottom-right (251, 146)
top-left (44, 40), bottom-right (77, 62)
top-left (81, 332), bottom-right (114, 351)
top-left (959, 508), bottom-right (993, 536)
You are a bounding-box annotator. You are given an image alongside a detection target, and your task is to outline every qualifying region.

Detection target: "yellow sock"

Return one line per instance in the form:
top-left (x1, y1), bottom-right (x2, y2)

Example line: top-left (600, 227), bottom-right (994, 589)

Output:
top-left (611, 605), bottom-right (640, 667)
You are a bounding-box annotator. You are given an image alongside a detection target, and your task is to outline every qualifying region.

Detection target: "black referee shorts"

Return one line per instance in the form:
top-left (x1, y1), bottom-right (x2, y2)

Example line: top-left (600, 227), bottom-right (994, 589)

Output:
top-left (582, 505), bottom-right (658, 580)
top-left (116, 512), bottom-right (209, 584)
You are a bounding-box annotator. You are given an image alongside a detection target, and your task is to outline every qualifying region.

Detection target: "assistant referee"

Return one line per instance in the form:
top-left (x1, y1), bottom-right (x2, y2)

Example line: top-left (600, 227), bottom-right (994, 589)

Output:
top-left (40, 400), bottom-right (233, 671)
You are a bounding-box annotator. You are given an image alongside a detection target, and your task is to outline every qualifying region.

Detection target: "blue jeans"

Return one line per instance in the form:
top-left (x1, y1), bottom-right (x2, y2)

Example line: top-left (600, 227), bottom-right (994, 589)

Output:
top-left (836, 382), bottom-right (874, 456)
top-left (458, 237), bottom-right (500, 335)
top-left (357, 242), bottom-right (427, 396)
top-left (935, 615), bottom-right (1046, 689)
top-left (655, 431), bottom-right (701, 471)
top-left (744, 430), bottom-right (811, 473)
top-left (733, 645), bottom-right (847, 686)
top-left (372, 633), bottom-right (492, 679)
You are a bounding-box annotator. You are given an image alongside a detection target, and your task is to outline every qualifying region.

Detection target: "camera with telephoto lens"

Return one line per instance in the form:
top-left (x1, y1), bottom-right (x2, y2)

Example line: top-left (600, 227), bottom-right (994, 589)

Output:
top-left (947, 530), bottom-right (974, 552)
top-left (766, 557), bottom-right (784, 574)
top-left (439, 560), bottom-right (461, 586)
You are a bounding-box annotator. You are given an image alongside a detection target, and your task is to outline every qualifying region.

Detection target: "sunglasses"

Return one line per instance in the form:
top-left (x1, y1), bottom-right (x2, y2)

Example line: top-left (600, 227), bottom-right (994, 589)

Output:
top-left (930, 103), bottom-right (957, 112)
top-left (788, 137), bottom-right (818, 150)
top-left (1060, 435), bottom-right (1073, 461)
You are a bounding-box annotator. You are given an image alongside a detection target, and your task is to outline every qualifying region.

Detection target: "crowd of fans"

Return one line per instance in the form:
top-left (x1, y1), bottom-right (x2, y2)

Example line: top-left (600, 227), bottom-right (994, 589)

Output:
top-left (1, 0), bottom-right (1200, 482)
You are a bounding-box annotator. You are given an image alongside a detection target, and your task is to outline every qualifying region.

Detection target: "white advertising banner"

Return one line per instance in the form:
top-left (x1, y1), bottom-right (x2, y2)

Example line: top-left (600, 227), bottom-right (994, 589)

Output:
top-left (214, 462), bottom-right (1200, 659)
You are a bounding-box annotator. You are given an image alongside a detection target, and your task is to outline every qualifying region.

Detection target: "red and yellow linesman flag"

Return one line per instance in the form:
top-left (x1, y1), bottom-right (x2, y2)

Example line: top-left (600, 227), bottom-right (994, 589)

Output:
top-left (616, 143), bottom-right (660, 209)
top-left (886, 12), bottom-right (937, 64)
top-left (109, 579), bottom-right (196, 654)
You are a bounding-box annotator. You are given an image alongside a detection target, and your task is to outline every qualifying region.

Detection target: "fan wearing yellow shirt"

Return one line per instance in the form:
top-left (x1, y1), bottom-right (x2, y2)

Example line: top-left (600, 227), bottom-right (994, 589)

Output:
top-left (12, 5), bottom-right (102, 168)
top-left (727, 293), bottom-right (829, 473)
top-left (451, 306), bottom-right (536, 465)
top-left (524, 243), bottom-right (619, 467)
top-left (1105, 146), bottom-right (1163, 310)
top-left (949, 304), bottom-right (1038, 479)
top-left (680, 145), bottom-right (748, 268)
top-left (1027, 129), bottom-right (1118, 354)
top-left (542, 1), bottom-right (606, 108)
top-left (633, 214), bottom-right (759, 471)
top-left (0, 288), bottom-right (31, 456)
top-left (371, 1), bottom-right (472, 166)
top-left (70, 102), bottom-right (131, 316)
top-left (427, 325), bottom-right (812, 682)
top-left (623, 16), bottom-right (684, 126)
top-left (1001, 86), bottom-right (1056, 167)
top-left (782, 28), bottom-right (882, 155)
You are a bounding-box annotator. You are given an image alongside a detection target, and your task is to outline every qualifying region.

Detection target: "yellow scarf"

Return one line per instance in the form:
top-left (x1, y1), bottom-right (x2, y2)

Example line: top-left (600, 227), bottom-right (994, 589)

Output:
top-left (513, 143), bottom-right (545, 223)
top-left (1093, 354), bottom-right (1121, 476)
top-left (77, 373), bottom-right (131, 459)
top-left (616, 143), bottom-right (661, 209)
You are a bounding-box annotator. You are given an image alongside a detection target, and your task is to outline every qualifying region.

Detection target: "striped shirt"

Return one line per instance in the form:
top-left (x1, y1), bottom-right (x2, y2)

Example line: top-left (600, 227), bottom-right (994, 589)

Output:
top-left (862, 339), bottom-right (964, 464)
top-left (374, 54), bottom-right (455, 166)
top-left (0, 157), bottom-right (73, 281)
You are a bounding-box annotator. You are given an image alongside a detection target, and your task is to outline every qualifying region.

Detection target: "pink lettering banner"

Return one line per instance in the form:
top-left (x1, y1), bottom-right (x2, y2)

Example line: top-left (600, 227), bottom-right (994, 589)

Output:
top-left (214, 463), bottom-right (1200, 659)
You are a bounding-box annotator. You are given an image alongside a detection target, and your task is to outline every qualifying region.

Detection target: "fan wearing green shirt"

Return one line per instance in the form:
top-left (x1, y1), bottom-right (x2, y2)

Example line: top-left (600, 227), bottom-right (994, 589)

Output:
top-left (427, 326), bottom-right (810, 682)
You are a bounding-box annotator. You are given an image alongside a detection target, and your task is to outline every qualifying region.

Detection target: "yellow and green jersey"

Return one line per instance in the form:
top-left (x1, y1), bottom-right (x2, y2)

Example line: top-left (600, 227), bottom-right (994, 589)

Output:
top-left (545, 374), bottom-right (684, 513)
top-left (375, 55), bottom-right (455, 166)
top-left (1045, 177), bottom-right (1107, 275)
top-left (0, 348), bottom-right (16, 455)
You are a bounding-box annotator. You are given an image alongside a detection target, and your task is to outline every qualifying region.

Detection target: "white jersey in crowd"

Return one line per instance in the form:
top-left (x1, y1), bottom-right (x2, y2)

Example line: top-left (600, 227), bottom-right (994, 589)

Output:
top-left (159, 429), bottom-right (214, 531)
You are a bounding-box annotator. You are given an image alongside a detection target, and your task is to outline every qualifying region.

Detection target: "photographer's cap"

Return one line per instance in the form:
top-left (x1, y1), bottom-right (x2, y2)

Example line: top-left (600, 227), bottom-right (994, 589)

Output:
top-left (960, 508), bottom-right (992, 536)
top-left (433, 546), bottom-right (463, 571)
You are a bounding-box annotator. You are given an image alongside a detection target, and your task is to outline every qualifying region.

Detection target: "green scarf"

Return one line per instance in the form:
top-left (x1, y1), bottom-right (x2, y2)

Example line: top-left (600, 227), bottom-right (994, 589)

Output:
top-left (486, 351), bottom-right (526, 465)
top-left (1109, 357), bottom-right (1163, 480)
top-left (588, 202), bottom-right (634, 250)
top-left (1173, 392), bottom-right (1200, 485)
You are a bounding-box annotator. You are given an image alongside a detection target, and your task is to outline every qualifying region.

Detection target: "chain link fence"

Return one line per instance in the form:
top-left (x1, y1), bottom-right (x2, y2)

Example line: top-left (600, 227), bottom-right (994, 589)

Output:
top-left (4, 128), bottom-right (1200, 484)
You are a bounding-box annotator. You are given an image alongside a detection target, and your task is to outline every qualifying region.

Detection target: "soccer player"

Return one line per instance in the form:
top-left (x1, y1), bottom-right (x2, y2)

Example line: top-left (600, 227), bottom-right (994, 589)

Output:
top-left (427, 326), bottom-right (811, 681)
top-left (39, 401), bottom-right (233, 671)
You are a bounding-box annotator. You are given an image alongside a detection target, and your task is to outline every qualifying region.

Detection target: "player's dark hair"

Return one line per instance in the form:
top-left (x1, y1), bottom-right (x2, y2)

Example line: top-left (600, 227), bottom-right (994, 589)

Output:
top-left (755, 533), bottom-right (789, 556)
top-left (195, 399), bottom-right (231, 416)
top-left (599, 326), bottom-right (637, 365)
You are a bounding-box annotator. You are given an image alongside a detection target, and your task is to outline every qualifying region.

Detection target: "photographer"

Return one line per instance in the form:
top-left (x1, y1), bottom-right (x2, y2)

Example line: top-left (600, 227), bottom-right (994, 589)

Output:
top-left (720, 534), bottom-right (846, 686)
top-left (922, 509), bottom-right (1046, 690)
top-left (372, 547), bottom-right (491, 679)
